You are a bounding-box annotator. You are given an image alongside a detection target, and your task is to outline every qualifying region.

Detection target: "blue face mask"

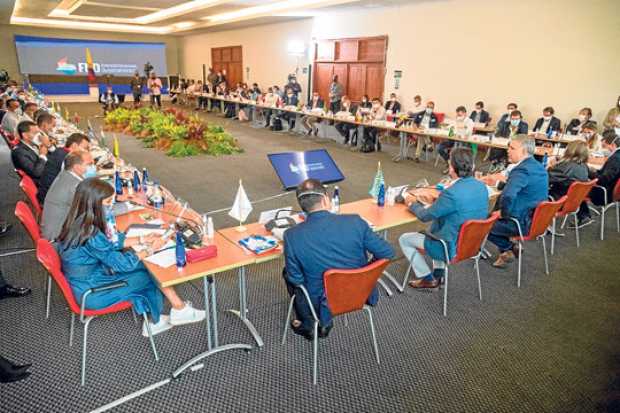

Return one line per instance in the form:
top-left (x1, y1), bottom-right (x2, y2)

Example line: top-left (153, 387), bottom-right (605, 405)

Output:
top-left (83, 165), bottom-right (97, 178)
top-left (510, 119), bottom-right (520, 127)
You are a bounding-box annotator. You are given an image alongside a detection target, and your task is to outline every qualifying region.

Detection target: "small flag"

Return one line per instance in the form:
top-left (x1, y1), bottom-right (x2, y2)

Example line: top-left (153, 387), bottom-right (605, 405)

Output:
top-left (113, 134), bottom-right (120, 158)
top-left (99, 128), bottom-right (107, 147)
top-left (64, 107), bottom-right (70, 120)
top-left (85, 48), bottom-right (97, 85)
top-left (369, 161), bottom-right (385, 199)
top-left (228, 180), bottom-right (253, 223)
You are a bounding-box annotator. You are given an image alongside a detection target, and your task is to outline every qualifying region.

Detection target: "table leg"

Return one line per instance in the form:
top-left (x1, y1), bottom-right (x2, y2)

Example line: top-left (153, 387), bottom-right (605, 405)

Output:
top-left (171, 275), bottom-right (253, 379)
top-left (227, 266), bottom-right (264, 347)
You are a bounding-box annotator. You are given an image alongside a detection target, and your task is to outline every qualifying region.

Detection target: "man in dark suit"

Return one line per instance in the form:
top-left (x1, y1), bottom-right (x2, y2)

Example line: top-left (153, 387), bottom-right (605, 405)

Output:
top-left (470, 101), bottom-right (491, 125)
top-left (576, 130), bottom-right (620, 226)
top-left (399, 148), bottom-right (489, 288)
top-left (277, 87), bottom-right (299, 131)
top-left (301, 91), bottom-right (325, 135)
top-left (11, 121), bottom-right (47, 186)
top-left (283, 179), bottom-right (394, 339)
top-left (37, 133), bottom-right (90, 204)
top-left (490, 110), bottom-right (529, 170)
top-left (411, 101), bottom-right (440, 162)
top-left (384, 93), bottom-right (401, 113)
top-left (485, 134), bottom-right (549, 268)
top-left (532, 106), bottom-right (561, 136)
top-left (335, 96), bottom-right (357, 145)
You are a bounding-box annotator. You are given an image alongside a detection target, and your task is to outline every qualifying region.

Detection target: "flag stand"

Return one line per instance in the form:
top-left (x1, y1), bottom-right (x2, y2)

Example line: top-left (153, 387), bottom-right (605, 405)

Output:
top-left (235, 222), bottom-right (247, 233)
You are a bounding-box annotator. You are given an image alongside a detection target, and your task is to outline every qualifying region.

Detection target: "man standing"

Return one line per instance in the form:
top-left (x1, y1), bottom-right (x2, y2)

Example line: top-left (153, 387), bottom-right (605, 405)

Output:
top-left (285, 74), bottom-right (302, 98)
top-left (328, 75), bottom-right (344, 113)
top-left (11, 121), bottom-right (47, 186)
top-left (484, 134), bottom-right (548, 268)
top-left (41, 151), bottom-right (95, 241)
top-left (283, 179), bottom-right (394, 339)
top-left (130, 72), bottom-right (143, 108)
top-left (147, 72), bottom-right (163, 109)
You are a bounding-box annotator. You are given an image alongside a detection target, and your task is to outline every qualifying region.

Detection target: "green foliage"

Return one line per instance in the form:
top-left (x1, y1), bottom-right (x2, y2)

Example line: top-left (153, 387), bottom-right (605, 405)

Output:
top-left (104, 107), bottom-right (242, 157)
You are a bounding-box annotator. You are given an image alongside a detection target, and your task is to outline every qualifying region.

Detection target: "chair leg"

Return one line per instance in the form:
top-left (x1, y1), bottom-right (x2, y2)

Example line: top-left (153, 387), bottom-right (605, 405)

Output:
top-left (46, 276), bottom-right (52, 319)
top-left (443, 268), bottom-right (449, 317)
top-left (600, 206), bottom-right (605, 241)
top-left (364, 306), bottom-right (380, 364)
top-left (401, 260), bottom-right (413, 291)
top-left (517, 242), bottom-right (523, 288)
top-left (131, 307), bottom-right (138, 324)
top-left (281, 295), bottom-right (295, 345)
top-left (344, 314), bottom-right (349, 327)
top-left (541, 236), bottom-right (549, 275)
top-left (69, 313), bottom-right (75, 347)
top-left (81, 316), bottom-right (95, 386)
top-left (142, 314), bottom-right (160, 362)
top-left (616, 202), bottom-right (620, 232)
top-left (551, 218), bottom-right (557, 255)
top-left (560, 215), bottom-right (568, 229)
top-left (474, 258), bottom-right (482, 301)
top-left (574, 213), bottom-right (580, 247)
top-left (312, 321), bottom-right (319, 386)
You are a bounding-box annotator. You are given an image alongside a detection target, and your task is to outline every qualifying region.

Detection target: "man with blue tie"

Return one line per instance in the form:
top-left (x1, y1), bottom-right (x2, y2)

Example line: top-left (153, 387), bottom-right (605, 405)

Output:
top-left (485, 134), bottom-right (549, 267)
top-left (283, 179), bottom-right (394, 340)
top-left (399, 148), bottom-right (489, 288)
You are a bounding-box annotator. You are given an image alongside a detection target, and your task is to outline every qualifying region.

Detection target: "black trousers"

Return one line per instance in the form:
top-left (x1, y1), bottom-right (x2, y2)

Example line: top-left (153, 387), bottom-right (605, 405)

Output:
top-left (150, 94), bottom-right (161, 108)
top-left (0, 270), bottom-right (6, 289)
top-left (335, 122), bottom-right (356, 143)
top-left (577, 185), bottom-right (607, 220)
top-left (329, 101), bottom-right (341, 113)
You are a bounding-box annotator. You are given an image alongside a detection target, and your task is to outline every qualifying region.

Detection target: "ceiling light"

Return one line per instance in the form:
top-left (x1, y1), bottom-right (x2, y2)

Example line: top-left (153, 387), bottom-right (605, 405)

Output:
top-left (173, 21), bottom-right (197, 29)
top-left (136, 0), bottom-right (226, 24)
top-left (10, 16), bottom-right (171, 34)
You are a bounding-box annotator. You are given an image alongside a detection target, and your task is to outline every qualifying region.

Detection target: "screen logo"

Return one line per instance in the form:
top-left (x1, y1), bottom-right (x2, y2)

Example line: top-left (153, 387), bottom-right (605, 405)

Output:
top-left (56, 57), bottom-right (77, 75)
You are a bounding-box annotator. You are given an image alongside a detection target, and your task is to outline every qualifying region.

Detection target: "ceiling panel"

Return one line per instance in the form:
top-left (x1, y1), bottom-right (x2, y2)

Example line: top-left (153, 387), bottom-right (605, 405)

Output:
top-left (72, 4), bottom-right (150, 19)
top-left (93, 0), bottom-right (185, 8)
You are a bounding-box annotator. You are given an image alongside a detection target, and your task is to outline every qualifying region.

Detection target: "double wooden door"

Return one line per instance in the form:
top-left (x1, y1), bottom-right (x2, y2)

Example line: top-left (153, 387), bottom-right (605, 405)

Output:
top-left (211, 46), bottom-right (243, 87)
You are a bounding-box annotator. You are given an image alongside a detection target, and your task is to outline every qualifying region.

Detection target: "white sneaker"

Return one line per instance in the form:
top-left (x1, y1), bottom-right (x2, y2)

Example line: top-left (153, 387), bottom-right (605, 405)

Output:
top-left (169, 302), bottom-right (206, 326)
top-left (142, 315), bottom-right (173, 338)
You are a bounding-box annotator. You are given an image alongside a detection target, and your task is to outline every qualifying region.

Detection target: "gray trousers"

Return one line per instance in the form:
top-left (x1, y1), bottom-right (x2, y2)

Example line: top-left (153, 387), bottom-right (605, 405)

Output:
top-left (398, 232), bottom-right (445, 279)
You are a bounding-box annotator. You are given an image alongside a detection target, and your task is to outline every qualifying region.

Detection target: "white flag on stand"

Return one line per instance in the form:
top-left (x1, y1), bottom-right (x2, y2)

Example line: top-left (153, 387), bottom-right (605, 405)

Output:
top-left (228, 180), bottom-right (253, 223)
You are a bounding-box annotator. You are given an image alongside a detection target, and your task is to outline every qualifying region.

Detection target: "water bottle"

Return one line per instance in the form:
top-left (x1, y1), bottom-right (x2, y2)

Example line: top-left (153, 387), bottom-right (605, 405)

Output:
top-left (332, 186), bottom-right (340, 213)
top-left (132, 170), bottom-right (141, 192)
top-left (175, 231), bottom-right (186, 270)
top-left (114, 171), bottom-right (123, 196)
top-left (377, 183), bottom-right (385, 207)
top-left (542, 153), bottom-right (548, 168)
top-left (448, 126), bottom-right (455, 137)
top-left (207, 216), bottom-right (215, 240)
top-left (104, 205), bottom-right (118, 244)
top-left (151, 182), bottom-right (164, 209)
top-left (142, 168), bottom-right (149, 191)
top-left (546, 128), bottom-right (553, 139)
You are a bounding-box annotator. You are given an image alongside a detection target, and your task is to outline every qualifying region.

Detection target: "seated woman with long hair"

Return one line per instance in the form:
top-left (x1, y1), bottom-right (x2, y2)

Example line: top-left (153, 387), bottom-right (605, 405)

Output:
top-left (57, 178), bottom-right (205, 336)
top-left (547, 140), bottom-right (590, 200)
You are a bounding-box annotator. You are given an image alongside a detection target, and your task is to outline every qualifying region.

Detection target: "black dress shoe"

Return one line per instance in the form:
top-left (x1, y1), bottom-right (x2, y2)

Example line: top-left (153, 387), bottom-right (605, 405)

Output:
top-left (0, 223), bottom-right (12, 237)
top-left (291, 323), bottom-right (313, 341)
top-left (318, 324), bottom-right (333, 339)
top-left (0, 371), bottom-right (31, 383)
top-left (10, 363), bottom-right (32, 375)
top-left (0, 285), bottom-right (32, 300)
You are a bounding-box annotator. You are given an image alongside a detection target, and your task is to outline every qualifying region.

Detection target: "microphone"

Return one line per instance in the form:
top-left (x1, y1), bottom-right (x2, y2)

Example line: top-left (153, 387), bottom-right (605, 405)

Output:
top-left (127, 200), bottom-right (203, 229)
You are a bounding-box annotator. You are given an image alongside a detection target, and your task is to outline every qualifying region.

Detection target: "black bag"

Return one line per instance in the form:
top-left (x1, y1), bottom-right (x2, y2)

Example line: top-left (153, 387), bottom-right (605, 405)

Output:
top-left (271, 117), bottom-right (283, 131)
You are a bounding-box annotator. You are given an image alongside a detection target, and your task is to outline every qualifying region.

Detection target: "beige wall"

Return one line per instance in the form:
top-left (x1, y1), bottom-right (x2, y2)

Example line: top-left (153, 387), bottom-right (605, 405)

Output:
top-left (179, 0), bottom-right (619, 126)
top-left (0, 24), bottom-right (180, 82)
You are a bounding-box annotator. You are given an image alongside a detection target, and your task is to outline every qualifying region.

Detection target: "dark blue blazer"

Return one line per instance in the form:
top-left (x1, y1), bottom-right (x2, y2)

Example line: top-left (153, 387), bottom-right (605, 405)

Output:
top-left (412, 110), bottom-right (439, 128)
top-left (469, 109), bottom-right (490, 124)
top-left (496, 120), bottom-right (529, 138)
top-left (283, 94), bottom-right (298, 107)
top-left (409, 177), bottom-right (489, 261)
top-left (37, 148), bottom-right (68, 204)
top-left (498, 156), bottom-right (549, 228)
top-left (533, 116), bottom-right (561, 134)
top-left (283, 210), bottom-right (394, 326)
top-left (306, 98), bottom-right (324, 110)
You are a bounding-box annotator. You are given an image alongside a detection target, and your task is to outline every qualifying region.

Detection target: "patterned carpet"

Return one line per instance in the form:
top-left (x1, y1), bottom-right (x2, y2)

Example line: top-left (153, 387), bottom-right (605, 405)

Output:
top-left (1, 104), bottom-right (618, 412)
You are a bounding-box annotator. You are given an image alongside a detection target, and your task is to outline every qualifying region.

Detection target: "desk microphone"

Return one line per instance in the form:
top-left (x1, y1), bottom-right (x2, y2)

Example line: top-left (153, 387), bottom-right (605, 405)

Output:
top-left (127, 200), bottom-right (204, 246)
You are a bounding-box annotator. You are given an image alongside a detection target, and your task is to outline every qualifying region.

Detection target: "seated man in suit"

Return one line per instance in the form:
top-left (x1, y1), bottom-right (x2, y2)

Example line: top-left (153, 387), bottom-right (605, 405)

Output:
top-left (334, 96), bottom-right (357, 145)
top-left (37, 133), bottom-right (90, 205)
top-left (361, 98), bottom-right (386, 153)
top-left (301, 91), bottom-right (325, 136)
top-left (98, 86), bottom-right (118, 114)
top-left (437, 106), bottom-right (475, 169)
top-left (384, 92), bottom-right (401, 114)
top-left (470, 101), bottom-right (491, 125)
top-left (11, 121), bottom-right (47, 186)
top-left (484, 134), bottom-right (549, 268)
top-left (496, 103), bottom-right (518, 131)
top-left (489, 110), bottom-right (529, 171)
top-left (41, 151), bottom-right (96, 241)
top-left (283, 179), bottom-right (394, 339)
top-left (532, 106), bottom-right (561, 137)
top-left (412, 101), bottom-right (439, 162)
top-left (35, 112), bottom-right (58, 153)
top-left (278, 87), bottom-right (299, 131)
top-left (399, 148), bottom-right (489, 288)
top-left (575, 130), bottom-right (620, 227)
top-left (566, 107), bottom-right (596, 135)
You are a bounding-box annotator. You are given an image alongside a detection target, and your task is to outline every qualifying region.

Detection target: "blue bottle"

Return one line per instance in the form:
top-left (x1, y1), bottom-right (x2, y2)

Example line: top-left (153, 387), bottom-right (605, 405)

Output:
top-left (377, 183), bottom-right (385, 207)
top-left (175, 231), bottom-right (186, 269)
top-left (114, 171), bottom-right (123, 196)
top-left (542, 153), bottom-right (548, 168)
top-left (142, 168), bottom-right (149, 191)
top-left (133, 170), bottom-right (141, 192)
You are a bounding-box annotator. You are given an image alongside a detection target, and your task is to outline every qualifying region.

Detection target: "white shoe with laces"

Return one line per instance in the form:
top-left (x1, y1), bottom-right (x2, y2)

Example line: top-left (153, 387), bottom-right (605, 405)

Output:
top-left (141, 315), bottom-right (173, 338)
top-left (169, 301), bottom-right (206, 326)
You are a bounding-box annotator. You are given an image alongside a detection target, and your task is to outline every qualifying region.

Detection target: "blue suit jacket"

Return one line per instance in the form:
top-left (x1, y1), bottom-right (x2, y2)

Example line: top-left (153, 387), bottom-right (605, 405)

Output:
top-left (412, 110), bottom-right (439, 128)
top-left (283, 210), bottom-right (394, 326)
top-left (496, 120), bottom-right (529, 138)
top-left (498, 157), bottom-right (549, 228)
top-left (409, 177), bottom-right (489, 261)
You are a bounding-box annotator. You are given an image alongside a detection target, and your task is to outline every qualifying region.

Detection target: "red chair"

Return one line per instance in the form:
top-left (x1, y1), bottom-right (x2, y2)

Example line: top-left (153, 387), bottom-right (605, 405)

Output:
top-left (281, 259), bottom-right (390, 385)
top-left (509, 197), bottom-right (566, 288)
top-left (15, 169), bottom-right (25, 178)
top-left (592, 179), bottom-right (620, 240)
top-left (402, 212), bottom-right (500, 316)
top-left (36, 239), bottom-right (160, 386)
top-left (1, 129), bottom-right (18, 148)
top-left (555, 179), bottom-right (598, 250)
top-left (19, 175), bottom-right (42, 219)
top-left (434, 112), bottom-right (445, 124)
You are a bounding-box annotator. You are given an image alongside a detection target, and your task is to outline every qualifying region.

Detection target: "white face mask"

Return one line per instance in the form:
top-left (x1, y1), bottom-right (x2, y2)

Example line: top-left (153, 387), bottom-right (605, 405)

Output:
top-left (373, 103), bottom-right (380, 109)
top-left (543, 115), bottom-right (552, 121)
top-left (456, 115), bottom-right (465, 121)
top-left (391, 98), bottom-right (396, 102)
top-left (578, 114), bottom-right (587, 122)
top-left (425, 108), bottom-right (433, 114)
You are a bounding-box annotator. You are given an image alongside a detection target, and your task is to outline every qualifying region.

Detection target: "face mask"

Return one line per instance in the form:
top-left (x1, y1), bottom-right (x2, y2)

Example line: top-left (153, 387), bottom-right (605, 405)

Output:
top-left (543, 116), bottom-right (552, 121)
top-left (425, 108), bottom-right (433, 114)
top-left (601, 148), bottom-right (612, 156)
top-left (511, 119), bottom-right (520, 127)
top-left (456, 115), bottom-right (465, 121)
top-left (373, 103), bottom-right (380, 109)
top-left (476, 109), bottom-right (482, 113)
top-left (578, 114), bottom-right (587, 122)
top-left (287, 94), bottom-right (293, 97)
top-left (415, 101), bottom-right (421, 106)
top-left (391, 98), bottom-right (396, 102)
top-left (362, 98), bottom-right (367, 102)
top-left (614, 127), bottom-right (620, 136)
top-left (83, 165), bottom-right (97, 179)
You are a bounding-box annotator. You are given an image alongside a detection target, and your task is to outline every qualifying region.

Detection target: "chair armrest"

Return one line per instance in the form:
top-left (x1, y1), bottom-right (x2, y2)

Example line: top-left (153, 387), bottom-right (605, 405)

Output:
top-left (80, 281), bottom-right (128, 321)
top-left (294, 284), bottom-right (319, 323)
top-left (422, 231), bottom-right (450, 263)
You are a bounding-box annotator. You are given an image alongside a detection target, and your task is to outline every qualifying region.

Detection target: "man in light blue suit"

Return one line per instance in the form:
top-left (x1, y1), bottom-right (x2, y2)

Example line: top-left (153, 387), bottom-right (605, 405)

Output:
top-left (487, 134), bottom-right (549, 268)
top-left (283, 179), bottom-right (394, 340)
top-left (399, 148), bottom-right (489, 289)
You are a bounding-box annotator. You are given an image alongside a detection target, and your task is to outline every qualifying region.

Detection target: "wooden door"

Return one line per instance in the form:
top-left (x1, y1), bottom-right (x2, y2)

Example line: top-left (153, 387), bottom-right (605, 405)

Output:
top-left (211, 46), bottom-right (243, 87)
top-left (347, 64), bottom-right (365, 101)
top-left (313, 63), bottom-right (333, 101)
top-left (365, 64), bottom-right (384, 101)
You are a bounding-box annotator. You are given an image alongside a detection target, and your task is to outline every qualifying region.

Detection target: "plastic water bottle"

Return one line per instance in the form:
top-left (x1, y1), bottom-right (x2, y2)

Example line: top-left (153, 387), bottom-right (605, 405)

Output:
top-left (377, 183), bottom-right (385, 207)
top-left (332, 186), bottom-right (340, 213)
top-left (132, 170), bottom-right (141, 192)
top-left (142, 168), bottom-right (149, 191)
top-left (114, 171), bottom-right (123, 196)
top-left (151, 182), bottom-right (164, 209)
top-left (207, 216), bottom-right (215, 241)
top-left (542, 153), bottom-right (549, 168)
top-left (175, 231), bottom-right (186, 270)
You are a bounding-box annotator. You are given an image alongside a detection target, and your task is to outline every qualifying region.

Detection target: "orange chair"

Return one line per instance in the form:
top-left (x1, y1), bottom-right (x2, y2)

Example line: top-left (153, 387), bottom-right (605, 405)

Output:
top-left (592, 179), bottom-right (620, 240)
top-left (281, 259), bottom-right (390, 385)
top-left (555, 179), bottom-right (598, 251)
top-left (509, 197), bottom-right (566, 288)
top-left (36, 239), bottom-right (160, 386)
top-left (19, 175), bottom-right (42, 219)
top-left (402, 212), bottom-right (500, 316)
